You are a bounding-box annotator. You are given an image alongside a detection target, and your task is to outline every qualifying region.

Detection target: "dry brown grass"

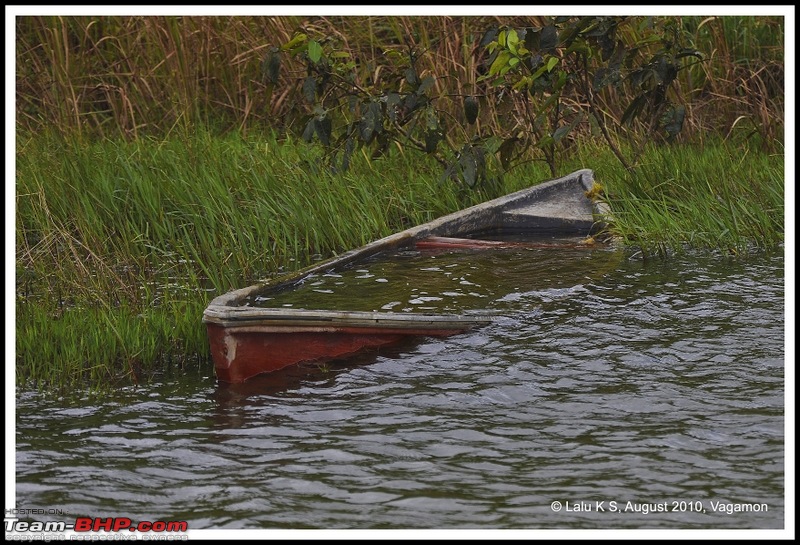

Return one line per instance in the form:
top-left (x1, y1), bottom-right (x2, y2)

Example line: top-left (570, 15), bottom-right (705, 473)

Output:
top-left (16, 15), bottom-right (784, 147)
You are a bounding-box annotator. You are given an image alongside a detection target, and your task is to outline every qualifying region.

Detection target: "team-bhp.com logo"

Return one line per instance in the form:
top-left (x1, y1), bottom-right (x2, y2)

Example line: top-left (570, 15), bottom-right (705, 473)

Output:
top-left (6, 517), bottom-right (188, 533)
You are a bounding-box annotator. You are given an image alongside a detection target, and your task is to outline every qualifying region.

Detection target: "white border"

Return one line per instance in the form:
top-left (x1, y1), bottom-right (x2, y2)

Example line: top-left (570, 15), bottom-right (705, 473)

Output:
top-left (3, 6), bottom-right (798, 17)
top-left (6, 5), bottom-right (795, 541)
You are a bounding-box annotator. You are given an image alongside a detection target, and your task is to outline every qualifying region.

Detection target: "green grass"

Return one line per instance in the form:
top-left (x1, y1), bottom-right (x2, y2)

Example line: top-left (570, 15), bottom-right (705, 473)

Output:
top-left (588, 141), bottom-right (784, 256)
top-left (15, 130), bottom-right (784, 391)
top-left (15, 129), bottom-right (555, 390)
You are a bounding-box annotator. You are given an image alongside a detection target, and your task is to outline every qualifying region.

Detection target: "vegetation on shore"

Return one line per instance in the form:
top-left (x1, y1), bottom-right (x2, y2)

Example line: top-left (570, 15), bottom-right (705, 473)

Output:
top-left (14, 14), bottom-right (786, 390)
top-left (15, 132), bottom-right (783, 390)
top-left (16, 15), bottom-right (783, 146)
top-left (15, 131), bottom-right (522, 389)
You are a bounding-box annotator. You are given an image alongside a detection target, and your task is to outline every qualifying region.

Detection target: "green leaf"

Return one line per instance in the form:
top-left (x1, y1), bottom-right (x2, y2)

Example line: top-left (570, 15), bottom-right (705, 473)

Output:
top-left (424, 130), bottom-right (442, 153)
top-left (282, 33), bottom-right (307, 51)
top-left (541, 25), bottom-right (558, 50)
top-left (425, 106), bottom-right (439, 130)
top-left (653, 56), bottom-right (669, 84)
top-left (552, 126), bottom-right (570, 143)
top-left (630, 68), bottom-right (648, 90)
top-left (552, 114), bottom-right (584, 143)
top-left (360, 118), bottom-right (374, 144)
top-left (599, 34), bottom-right (615, 61)
top-left (405, 67), bottom-right (418, 86)
top-left (507, 29), bottom-right (520, 54)
top-left (480, 28), bottom-right (499, 49)
top-left (302, 76), bottom-right (317, 103)
top-left (676, 48), bottom-right (704, 60)
top-left (593, 67), bottom-right (620, 91)
top-left (342, 136), bottom-right (355, 172)
top-left (524, 27), bottom-right (540, 51)
top-left (441, 161), bottom-right (458, 185)
top-left (662, 104), bottom-right (686, 140)
top-left (560, 17), bottom-right (594, 47)
top-left (488, 51), bottom-right (512, 76)
top-left (565, 38), bottom-right (591, 56)
top-left (546, 56), bottom-right (559, 72)
top-left (530, 61), bottom-right (550, 82)
top-left (386, 93), bottom-right (401, 121)
top-left (460, 150), bottom-right (477, 187)
top-left (621, 95), bottom-right (647, 126)
top-left (512, 75), bottom-right (530, 91)
top-left (367, 102), bottom-right (383, 134)
top-left (538, 91), bottom-right (562, 114)
top-left (417, 75), bottom-right (435, 96)
top-left (554, 70), bottom-right (568, 92)
top-left (609, 42), bottom-right (626, 71)
top-left (315, 117), bottom-right (331, 146)
top-left (301, 118), bottom-right (315, 142)
top-left (261, 47), bottom-right (281, 84)
top-left (359, 102), bottom-right (383, 143)
top-left (474, 145), bottom-right (487, 181)
top-left (372, 133), bottom-right (390, 159)
top-left (537, 135), bottom-right (555, 149)
top-left (464, 96), bottom-right (479, 124)
top-left (307, 40), bottom-right (323, 63)
top-left (497, 137), bottom-right (519, 169)
top-left (401, 94), bottom-right (420, 119)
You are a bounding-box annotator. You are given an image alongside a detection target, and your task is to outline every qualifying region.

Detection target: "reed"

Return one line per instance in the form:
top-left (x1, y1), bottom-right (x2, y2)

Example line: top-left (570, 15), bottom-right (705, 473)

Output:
top-left (593, 141), bottom-right (784, 255)
top-left (679, 16), bottom-right (784, 147)
top-left (15, 15), bottom-right (784, 148)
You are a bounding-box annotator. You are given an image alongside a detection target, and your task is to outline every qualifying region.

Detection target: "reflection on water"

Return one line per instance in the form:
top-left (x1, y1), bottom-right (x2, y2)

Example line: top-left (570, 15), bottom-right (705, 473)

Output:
top-left (16, 249), bottom-right (785, 529)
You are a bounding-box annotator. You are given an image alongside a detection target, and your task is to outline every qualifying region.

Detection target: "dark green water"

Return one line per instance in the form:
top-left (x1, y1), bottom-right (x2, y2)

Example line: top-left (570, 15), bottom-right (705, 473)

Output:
top-left (242, 236), bottom-right (610, 316)
top-left (243, 240), bottom-right (619, 316)
top-left (15, 248), bottom-right (785, 530)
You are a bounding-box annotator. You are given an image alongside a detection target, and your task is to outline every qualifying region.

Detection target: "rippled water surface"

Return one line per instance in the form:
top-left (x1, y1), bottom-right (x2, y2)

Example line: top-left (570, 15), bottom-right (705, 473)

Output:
top-left (16, 248), bottom-right (785, 530)
top-left (243, 235), bottom-right (606, 315)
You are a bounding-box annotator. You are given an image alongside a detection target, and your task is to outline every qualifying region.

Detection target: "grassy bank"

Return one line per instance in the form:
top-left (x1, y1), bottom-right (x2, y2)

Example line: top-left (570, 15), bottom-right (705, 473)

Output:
top-left (15, 130), bottom-right (547, 390)
top-left (598, 143), bottom-right (784, 256)
top-left (15, 131), bottom-right (784, 390)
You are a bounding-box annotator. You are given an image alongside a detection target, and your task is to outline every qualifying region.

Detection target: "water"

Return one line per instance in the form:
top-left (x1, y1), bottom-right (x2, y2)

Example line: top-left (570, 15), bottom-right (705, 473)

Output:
top-left (243, 236), bottom-right (617, 316)
top-left (15, 249), bottom-right (785, 530)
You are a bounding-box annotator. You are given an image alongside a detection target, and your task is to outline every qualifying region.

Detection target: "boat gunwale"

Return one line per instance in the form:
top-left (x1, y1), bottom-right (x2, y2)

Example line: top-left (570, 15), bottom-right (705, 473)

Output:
top-left (203, 307), bottom-right (494, 329)
top-left (203, 169), bottom-right (603, 323)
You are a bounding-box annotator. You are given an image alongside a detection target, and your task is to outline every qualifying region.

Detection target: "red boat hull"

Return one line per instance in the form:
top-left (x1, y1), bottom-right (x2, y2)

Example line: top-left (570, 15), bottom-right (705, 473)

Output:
top-left (207, 322), bottom-right (465, 383)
